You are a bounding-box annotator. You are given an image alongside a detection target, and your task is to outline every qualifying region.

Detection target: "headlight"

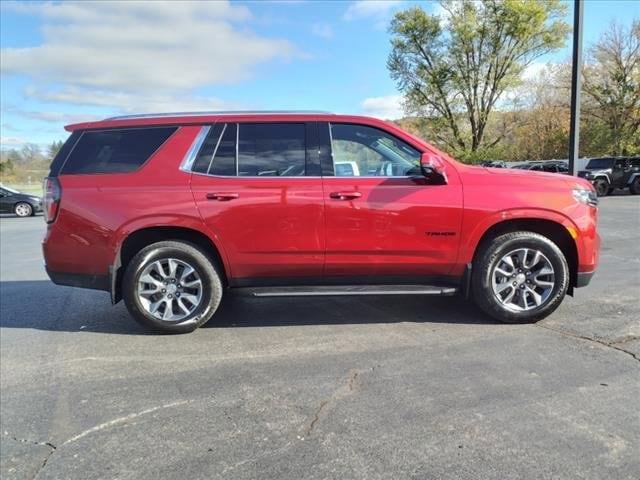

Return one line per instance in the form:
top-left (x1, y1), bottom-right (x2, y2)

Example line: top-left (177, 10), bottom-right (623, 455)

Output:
top-left (572, 188), bottom-right (598, 207)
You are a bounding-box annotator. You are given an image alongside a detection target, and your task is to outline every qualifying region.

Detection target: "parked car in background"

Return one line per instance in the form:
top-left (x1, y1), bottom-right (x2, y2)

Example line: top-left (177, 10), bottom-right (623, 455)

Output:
top-left (42, 111), bottom-right (599, 333)
top-left (577, 157), bottom-right (640, 197)
top-left (481, 160), bottom-right (507, 168)
top-left (512, 160), bottom-right (569, 174)
top-left (0, 185), bottom-right (42, 217)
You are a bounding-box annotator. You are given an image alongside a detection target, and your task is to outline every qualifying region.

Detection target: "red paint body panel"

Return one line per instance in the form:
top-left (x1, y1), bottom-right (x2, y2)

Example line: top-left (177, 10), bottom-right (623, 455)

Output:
top-left (43, 126), bottom-right (228, 275)
top-left (322, 172), bottom-right (463, 277)
top-left (190, 174), bottom-right (325, 279)
top-left (44, 114), bottom-right (600, 291)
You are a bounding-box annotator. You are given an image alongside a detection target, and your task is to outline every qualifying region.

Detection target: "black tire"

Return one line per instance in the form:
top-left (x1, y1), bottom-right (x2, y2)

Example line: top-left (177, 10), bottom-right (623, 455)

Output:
top-left (630, 177), bottom-right (640, 195)
top-left (472, 231), bottom-right (569, 324)
top-left (122, 241), bottom-right (223, 333)
top-left (593, 179), bottom-right (609, 197)
top-left (14, 202), bottom-right (33, 217)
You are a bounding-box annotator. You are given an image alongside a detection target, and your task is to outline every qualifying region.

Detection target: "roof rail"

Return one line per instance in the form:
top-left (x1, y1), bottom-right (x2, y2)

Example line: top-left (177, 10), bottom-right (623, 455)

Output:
top-left (104, 110), bottom-right (335, 121)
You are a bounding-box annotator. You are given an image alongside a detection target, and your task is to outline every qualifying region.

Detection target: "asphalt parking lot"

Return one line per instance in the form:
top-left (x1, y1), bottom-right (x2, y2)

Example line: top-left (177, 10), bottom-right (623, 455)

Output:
top-left (1, 196), bottom-right (638, 480)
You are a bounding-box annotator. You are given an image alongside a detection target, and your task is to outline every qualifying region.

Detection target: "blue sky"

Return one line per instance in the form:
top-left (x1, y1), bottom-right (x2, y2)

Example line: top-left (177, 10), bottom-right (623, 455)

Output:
top-left (1, 0), bottom-right (639, 150)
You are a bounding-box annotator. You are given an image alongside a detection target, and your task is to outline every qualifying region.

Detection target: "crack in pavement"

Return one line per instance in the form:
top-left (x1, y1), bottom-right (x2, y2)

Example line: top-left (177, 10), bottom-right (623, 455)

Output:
top-left (61, 399), bottom-right (191, 445)
top-left (2, 434), bottom-right (57, 480)
top-left (34, 446), bottom-right (56, 480)
top-left (304, 369), bottom-right (361, 437)
top-left (4, 399), bottom-right (192, 479)
top-left (537, 324), bottom-right (639, 363)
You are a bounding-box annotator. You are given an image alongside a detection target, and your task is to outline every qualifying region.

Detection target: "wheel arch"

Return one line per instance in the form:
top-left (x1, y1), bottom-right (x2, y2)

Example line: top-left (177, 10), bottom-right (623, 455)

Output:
top-left (626, 172), bottom-right (640, 185)
top-left (469, 217), bottom-right (579, 294)
top-left (112, 225), bottom-right (228, 303)
top-left (592, 174), bottom-right (610, 183)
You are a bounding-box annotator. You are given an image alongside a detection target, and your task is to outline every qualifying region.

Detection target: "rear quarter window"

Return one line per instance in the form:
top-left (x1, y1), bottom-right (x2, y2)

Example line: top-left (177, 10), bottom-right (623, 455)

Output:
top-left (61, 127), bottom-right (177, 175)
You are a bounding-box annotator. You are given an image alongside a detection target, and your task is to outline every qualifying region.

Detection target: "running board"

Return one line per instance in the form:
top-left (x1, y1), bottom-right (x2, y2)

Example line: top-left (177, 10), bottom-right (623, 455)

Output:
top-left (244, 285), bottom-right (459, 297)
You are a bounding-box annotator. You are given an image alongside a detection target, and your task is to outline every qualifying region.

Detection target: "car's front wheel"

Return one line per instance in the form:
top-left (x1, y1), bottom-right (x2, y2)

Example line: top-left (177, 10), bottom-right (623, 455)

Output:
top-left (14, 202), bottom-right (33, 217)
top-left (472, 231), bottom-right (569, 324)
top-left (122, 241), bottom-right (223, 333)
top-left (593, 179), bottom-right (609, 197)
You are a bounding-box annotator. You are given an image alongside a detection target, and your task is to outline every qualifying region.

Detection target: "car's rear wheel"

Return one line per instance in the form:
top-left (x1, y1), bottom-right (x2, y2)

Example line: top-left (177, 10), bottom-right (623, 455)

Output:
top-left (630, 177), bottom-right (640, 195)
top-left (593, 179), bottom-right (609, 197)
top-left (14, 202), bottom-right (33, 217)
top-left (472, 231), bottom-right (569, 324)
top-left (123, 241), bottom-right (223, 333)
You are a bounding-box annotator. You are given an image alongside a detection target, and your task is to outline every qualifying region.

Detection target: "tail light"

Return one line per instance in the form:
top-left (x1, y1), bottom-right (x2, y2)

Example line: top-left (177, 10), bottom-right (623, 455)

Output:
top-left (43, 177), bottom-right (61, 223)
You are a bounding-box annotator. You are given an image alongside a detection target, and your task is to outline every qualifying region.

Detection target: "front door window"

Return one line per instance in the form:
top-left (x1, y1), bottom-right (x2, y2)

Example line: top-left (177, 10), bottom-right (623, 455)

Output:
top-left (329, 123), bottom-right (421, 177)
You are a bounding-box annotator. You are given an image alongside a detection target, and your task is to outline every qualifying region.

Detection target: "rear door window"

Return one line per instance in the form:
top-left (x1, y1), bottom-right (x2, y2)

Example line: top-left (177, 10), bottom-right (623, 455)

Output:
top-left (238, 123), bottom-right (306, 176)
top-left (61, 127), bottom-right (176, 174)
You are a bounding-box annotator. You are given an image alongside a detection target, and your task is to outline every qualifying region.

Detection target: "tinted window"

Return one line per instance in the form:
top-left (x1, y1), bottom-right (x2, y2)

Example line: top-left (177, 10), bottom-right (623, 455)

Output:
top-left (586, 158), bottom-right (615, 169)
top-left (238, 123), bottom-right (305, 176)
top-left (192, 124), bottom-right (224, 174)
top-left (48, 131), bottom-right (81, 176)
top-left (329, 123), bottom-right (420, 177)
top-left (62, 127), bottom-right (176, 174)
top-left (210, 124), bottom-right (237, 176)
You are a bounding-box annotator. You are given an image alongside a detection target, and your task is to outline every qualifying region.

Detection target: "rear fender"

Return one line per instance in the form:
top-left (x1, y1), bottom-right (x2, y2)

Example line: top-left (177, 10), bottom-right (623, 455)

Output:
top-left (109, 214), bottom-right (231, 303)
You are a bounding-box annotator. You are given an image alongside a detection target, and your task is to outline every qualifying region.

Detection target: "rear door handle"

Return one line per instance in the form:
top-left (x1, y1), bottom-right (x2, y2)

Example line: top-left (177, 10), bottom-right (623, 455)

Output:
top-left (206, 192), bottom-right (239, 201)
top-left (329, 191), bottom-right (362, 200)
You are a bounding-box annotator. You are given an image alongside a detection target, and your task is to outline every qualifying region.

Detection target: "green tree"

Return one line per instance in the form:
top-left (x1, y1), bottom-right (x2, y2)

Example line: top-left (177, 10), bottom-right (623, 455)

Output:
top-left (582, 20), bottom-right (640, 156)
top-left (0, 159), bottom-right (15, 176)
top-left (388, 0), bottom-right (569, 159)
top-left (48, 140), bottom-right (64, 160)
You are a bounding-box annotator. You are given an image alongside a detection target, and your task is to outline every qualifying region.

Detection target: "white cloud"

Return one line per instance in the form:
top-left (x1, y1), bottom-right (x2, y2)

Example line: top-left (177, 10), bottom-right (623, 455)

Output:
top-left (343, 1), bottom-right (402, 22)
top-left (4, 105), bottom-right (101, 124)
top-left (23, 86), bottom-right (240, 115)
top-left (1, 1), bottom-right (297, 93)
top-left (0, 135), bottom-right (26, 148)
top-left (311, 23), bottom-right (334, 39)
top-left (361, 94), bottom-right (404, 119)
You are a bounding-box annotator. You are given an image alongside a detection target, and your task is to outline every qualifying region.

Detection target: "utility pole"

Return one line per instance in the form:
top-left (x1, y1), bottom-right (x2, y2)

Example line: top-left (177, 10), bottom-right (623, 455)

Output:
top-left (568, 0), bottom-right (584, 176)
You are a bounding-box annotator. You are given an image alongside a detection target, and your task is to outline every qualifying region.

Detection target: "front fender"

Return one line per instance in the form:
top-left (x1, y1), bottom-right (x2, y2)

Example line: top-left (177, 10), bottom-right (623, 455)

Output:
top-left (459, 207), bottom-right (581, 266)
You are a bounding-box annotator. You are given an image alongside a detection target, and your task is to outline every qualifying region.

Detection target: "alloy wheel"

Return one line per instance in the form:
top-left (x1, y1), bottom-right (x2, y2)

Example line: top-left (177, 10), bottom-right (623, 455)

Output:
top-left (491, 248), bottom-right (555, 312)
top-left (137, 258), bottom-right (203, 321)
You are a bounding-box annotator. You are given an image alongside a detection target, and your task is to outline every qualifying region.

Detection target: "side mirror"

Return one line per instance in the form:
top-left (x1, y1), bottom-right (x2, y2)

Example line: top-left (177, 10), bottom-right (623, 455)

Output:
top-left (420, 152), bottom-right (448, 185)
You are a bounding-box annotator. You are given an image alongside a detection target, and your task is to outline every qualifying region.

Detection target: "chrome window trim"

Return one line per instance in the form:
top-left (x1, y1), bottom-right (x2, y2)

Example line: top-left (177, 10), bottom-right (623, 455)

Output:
top-left (206, 123), bottom-right (227, 175)
top-left (235, 123), bottom-right (239, 177)
top-left (188, 170), bottom-right (414, 180)
top-left (183, 122), bottom-right (418, 180)
top-left (180, 125), bottom-right (211, 173)
top-left (189, 170), bottom-right (321, 179)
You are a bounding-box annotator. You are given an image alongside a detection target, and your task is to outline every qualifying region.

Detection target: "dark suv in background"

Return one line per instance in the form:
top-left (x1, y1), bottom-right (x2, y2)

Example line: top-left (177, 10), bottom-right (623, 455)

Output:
top-left (512, 160), bottom-right (569, 174)
top-left (578, 157), bottom-right (640, 196)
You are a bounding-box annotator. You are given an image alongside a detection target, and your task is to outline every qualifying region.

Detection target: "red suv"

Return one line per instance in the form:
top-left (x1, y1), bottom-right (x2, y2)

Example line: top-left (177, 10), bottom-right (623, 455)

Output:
top-left (42, 112), bottom-right (600, 333)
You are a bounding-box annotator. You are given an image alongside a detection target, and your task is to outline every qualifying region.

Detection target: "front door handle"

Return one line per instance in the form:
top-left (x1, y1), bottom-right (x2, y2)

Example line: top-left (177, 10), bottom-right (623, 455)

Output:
top-left (206, 192), bottom-right (239, 201)
top-left (329, 191), bottom-right (362, 201)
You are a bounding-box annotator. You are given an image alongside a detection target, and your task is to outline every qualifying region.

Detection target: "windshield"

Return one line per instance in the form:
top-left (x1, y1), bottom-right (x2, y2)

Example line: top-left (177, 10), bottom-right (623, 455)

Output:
top-left (586, 158), bottom-right (614, 169)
